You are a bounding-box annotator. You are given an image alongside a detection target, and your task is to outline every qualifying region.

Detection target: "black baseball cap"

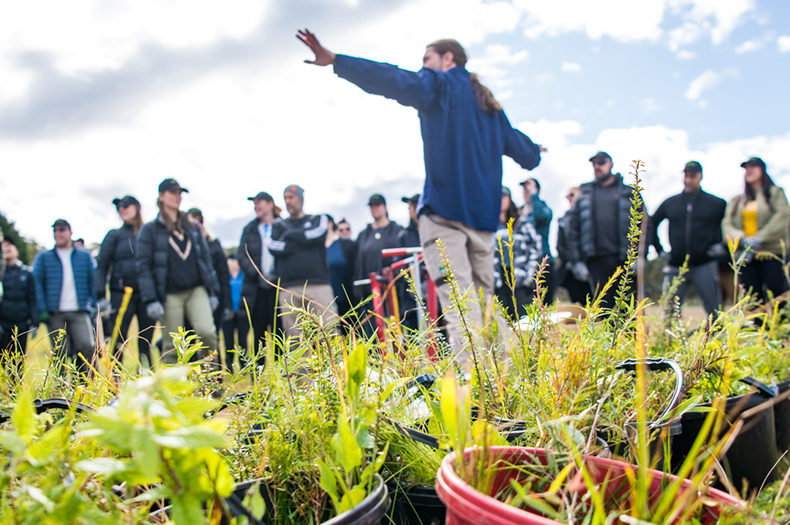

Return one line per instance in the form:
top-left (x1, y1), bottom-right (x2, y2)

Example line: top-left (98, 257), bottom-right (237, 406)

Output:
top-left (52, 219), bottom-right (71, 230)
top-left (683, 161), bottom-right (702, 173)
top-left (158, 178), bottom-right (188, 193)
top-left (368, 194), bottom-right (386, 206)
top-left (112, 195), bottom-right (140, 208)
top-left (401, 194), bottom-right (420, 204)
top-left (186, 207), bottom-right (203, 219)
top-left (248, 191), bottom-right (274, 202)
top-left (741, 157), bottom-right (767, 171)
top-left (589, 151), bottom-right (612, 163)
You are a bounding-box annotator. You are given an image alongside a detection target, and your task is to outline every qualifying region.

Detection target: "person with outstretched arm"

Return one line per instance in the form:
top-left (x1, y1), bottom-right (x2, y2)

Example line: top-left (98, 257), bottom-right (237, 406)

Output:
top-left (297, 30), bottom-right (543, 368)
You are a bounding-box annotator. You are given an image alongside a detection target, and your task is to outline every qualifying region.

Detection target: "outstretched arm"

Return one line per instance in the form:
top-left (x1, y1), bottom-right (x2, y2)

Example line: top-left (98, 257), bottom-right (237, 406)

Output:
top-left (297, 29), bottom-right (336, 66)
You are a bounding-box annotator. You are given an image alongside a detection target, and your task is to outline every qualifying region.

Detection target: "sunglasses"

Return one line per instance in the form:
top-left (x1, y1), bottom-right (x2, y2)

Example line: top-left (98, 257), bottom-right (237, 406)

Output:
top-left (338, 227), bottom-right (350, 232)
top-left (116, 202), bottom-right (133, 209)
top-left (592, 160), bottom-right (608, 166)
top-left (53, 227), bottom-right (69, 232)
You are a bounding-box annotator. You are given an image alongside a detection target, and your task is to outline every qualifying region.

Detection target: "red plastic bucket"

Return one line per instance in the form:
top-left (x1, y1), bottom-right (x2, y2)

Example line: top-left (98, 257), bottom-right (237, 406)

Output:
top-left (435, 447), bottom-right (743, 525)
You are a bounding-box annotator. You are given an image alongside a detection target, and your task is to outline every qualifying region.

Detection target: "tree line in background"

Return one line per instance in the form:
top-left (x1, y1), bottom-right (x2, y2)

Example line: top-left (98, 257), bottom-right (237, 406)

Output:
top-left (0, 213), bottom-right (41, 266)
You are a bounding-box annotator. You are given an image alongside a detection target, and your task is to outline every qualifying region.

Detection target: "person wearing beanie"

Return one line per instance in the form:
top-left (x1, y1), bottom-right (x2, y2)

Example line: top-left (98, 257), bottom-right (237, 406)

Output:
top-left (269, 184), bottom-right (336, 344)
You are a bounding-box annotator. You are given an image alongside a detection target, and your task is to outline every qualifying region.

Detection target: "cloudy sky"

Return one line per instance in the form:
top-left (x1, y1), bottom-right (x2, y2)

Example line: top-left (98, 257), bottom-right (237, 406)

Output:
top-left (2, 0), bottom-right (789, 252)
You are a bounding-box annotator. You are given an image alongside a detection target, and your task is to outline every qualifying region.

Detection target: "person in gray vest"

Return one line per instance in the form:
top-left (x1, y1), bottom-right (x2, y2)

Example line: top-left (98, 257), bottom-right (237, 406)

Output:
top-left (566, 152), bottom-right (644, 311)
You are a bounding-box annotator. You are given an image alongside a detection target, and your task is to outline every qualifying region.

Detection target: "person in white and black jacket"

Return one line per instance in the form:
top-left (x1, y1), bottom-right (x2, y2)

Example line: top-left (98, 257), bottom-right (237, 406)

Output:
top-left (269, 184), bottom-right (336, 343)
top-left (136, 179), bottom-right (220, 364)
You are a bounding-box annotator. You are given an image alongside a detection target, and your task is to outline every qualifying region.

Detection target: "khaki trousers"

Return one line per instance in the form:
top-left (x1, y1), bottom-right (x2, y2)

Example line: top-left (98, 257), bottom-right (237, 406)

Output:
top-left (419, 214), bottom-right (503, 369)
top-left (278, 283), bottom-right (337, 349)
top-left (161, 286), bottom-right (218, 364)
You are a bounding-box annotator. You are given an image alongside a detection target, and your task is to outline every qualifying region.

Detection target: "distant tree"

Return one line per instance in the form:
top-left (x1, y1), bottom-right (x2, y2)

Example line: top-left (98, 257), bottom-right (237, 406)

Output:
top-left (0, 213), bottom-right (41, 265)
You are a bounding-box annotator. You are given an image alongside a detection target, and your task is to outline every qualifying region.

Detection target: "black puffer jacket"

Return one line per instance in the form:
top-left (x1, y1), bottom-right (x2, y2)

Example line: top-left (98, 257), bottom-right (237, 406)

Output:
top-left (0, 262), bottom-right (38, 327)
top-left (136, 214), bottom-right (220, 305)
top-left (566, 174), bottom-right (644, 263)
top-left (96, 223), bottom-right (140, 299)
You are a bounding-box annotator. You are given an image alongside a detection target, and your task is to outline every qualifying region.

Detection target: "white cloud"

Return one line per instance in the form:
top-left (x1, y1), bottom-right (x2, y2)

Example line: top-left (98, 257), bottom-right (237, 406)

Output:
top-left (735, 39), bottom-right (763, 54)
top-left (778, 36), bottom-right (790, 53)
top-left (561, 62), bottom-right (581, 72)
top-left (514, 0), bottom-right (755, 53)
top-left (641, 97), bottom-right (661, 113)
top-left (685, 70), bottom-right (720, 100)
top-left (668, 0), bottom-right (755, 45)
top-left (467, 44), bottom-right (529, 90)
top-left (516, 0), bottom-right (666, 42)
top-left (676, 50), bottom-right (697, 60)
top-left (684, 68), bottom-right (737, 101)
top-left (0, 0), bottom-right (270, 76)
top-left (668, 22), bottom-right (705, 52)
top-left (535, 72), bottom-right (554, 82)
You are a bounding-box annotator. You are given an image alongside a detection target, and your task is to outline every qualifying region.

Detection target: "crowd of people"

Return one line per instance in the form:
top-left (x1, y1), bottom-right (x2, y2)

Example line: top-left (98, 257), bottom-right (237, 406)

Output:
top-left (1, 152), bottom-right (785, 375)
top-left (0, 32), bottom-right (787, 377)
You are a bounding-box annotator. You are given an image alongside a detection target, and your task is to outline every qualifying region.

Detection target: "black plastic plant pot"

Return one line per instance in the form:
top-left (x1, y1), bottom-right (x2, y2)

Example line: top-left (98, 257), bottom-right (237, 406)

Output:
top-left (323, 474), bottom-right (389, 525)
top-left (774, 379), bottom-right (790, 454)
top-left (386, 481), bottom-right (445, 525)
top-left (670, 380), bottom-right (780, 493)
top-left (150, 475), bottom-right (388, 525)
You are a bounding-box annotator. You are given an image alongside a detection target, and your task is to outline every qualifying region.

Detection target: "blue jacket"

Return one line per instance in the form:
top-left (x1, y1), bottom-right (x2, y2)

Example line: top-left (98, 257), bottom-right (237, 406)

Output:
top-left (334, 55), bottom-right (541, 232)
top-left (32, 247), bottom-right (96, 314)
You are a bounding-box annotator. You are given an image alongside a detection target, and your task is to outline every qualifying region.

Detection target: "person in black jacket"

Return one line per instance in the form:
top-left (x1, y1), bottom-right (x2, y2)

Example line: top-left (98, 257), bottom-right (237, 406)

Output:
top-left (556, 187), bottom-right (591, 304)
top-left (353, 194), bottom-right (403, 336)
top-left (0, 237), bottom-right (38, 364)
top-left (187, 208), bottom-right (232, 353)
top-left (95, 196), bottom-right (155, 366)
top-left (650, 161), bottom-right (727, 317)
top-left (567, 152), bottom-right (645, 311)
top-left (269, 184), bottom-right (336, 344)
top-left (238, 191), bottom-right (281, 360)
top-left (136, 179), bottom-right (220, 365)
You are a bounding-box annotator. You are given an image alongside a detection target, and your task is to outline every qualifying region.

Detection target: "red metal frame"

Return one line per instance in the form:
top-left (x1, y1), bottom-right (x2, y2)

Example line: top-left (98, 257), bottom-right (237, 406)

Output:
top-left (371, 248), bottom-right (439, 359)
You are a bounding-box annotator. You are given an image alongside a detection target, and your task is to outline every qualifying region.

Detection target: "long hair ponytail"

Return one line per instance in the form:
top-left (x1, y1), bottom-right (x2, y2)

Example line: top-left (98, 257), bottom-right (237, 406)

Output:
top-left (731, 169), bottom-right (776, 217)
top-left (428, 38), bottom-right (502, 115)
top-left (157, 194), bottom-right (187, 235)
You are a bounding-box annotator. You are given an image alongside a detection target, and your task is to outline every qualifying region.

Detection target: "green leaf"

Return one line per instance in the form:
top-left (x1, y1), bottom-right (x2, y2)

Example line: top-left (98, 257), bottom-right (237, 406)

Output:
top-left (24, 485), bottom-right (55, 513)
top-left (440, 373), bottom-right (458, 450)
top-left (339, 485), bottom-right (366, 514)
top-left (27, 424), bottom-right (68, 464)
top-left (154, 424), bottom-right (228, 450)
top-left (331, 418), bottom-right (362, 472)
top-left (75, 457), bottom-right (129, 477)
top-left (173, 398), bottom-right (220, 419)
top-left (130, 427), bottom-right (160, 482)
top-left (345, 342), bottom-right (368, 402)
top-left (317, 460), bottom-right (340, 509)
top-left (12, 389), bottom-right (36, 444)
top-left (0, 430), bottom-right (26, 456)
top-left (171, 492), bottom-right (204, 525)
top-left (242, 481), bottom-right (266, 520)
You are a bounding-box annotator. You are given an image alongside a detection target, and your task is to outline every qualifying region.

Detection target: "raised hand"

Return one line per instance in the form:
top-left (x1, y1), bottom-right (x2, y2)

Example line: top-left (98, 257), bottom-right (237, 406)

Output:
top-left (296, 28), bottom-right (335, 66)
